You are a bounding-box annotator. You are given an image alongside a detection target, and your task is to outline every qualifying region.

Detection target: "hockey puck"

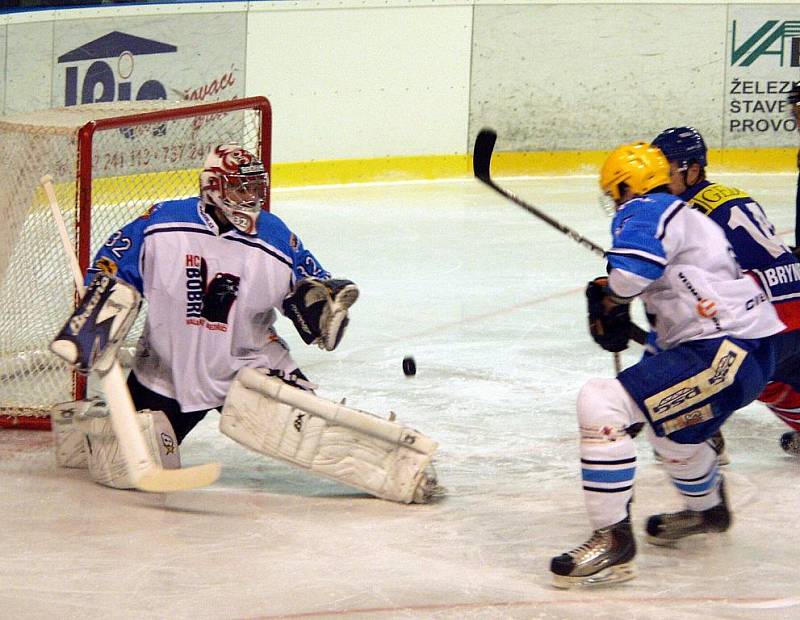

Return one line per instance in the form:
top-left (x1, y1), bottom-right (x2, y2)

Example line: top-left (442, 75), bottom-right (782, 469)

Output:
top-left (402, 356), bottom-right (417, 377)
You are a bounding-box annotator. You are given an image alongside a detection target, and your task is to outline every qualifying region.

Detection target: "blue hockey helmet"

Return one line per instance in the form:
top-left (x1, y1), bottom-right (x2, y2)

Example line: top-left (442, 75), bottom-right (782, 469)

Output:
top-left (651, 127), bottom-right (708, 169)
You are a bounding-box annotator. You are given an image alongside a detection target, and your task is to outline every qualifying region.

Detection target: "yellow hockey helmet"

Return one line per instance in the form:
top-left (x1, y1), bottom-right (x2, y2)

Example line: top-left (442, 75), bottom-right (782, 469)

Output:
top-left (600, 142), bottom-right (670, 203)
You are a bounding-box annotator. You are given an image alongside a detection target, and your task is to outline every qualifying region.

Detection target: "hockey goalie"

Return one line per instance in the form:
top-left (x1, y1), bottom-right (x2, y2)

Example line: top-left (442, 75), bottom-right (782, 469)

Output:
top-left (48, 143), bottom-right (442, 502)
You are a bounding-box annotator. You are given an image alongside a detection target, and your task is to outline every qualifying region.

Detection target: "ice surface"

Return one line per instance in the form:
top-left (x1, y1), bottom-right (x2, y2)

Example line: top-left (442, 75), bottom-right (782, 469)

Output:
top-left (2, 173), bottom-right (799, 619)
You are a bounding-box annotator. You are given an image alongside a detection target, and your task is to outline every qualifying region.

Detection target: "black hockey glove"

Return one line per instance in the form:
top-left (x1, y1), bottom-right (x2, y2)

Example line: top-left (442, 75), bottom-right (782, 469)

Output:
top-left (586, 276), bottom-right (632, 353)
top-left (282, 277), bottom-right (359, 351)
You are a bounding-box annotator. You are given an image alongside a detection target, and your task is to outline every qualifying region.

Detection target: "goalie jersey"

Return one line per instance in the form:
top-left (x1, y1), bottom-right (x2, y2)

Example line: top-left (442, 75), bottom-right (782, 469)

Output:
top-left (681, 180), bottom-right (800, 331)
top-left (606, 192), bottom-right (784, 350)
top-left (87, 198), bottom-right (330, 412)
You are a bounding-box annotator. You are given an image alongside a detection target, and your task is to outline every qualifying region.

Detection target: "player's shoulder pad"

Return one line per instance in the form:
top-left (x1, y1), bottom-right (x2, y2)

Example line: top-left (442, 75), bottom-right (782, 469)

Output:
top-left (137, 198), bottom-right (202, 225)
top-left (688, 182), bottom-right (751, 215)
top-left (610, 194), bottom-right (678, 261)
top-left (614, 193), bottom-right (679, 235)
top-left (254, 211), bottom-right (301, 255)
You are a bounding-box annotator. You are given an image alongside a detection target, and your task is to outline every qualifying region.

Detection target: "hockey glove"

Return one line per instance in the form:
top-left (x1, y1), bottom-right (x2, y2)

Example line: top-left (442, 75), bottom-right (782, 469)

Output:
top-left (282, 277), bottom-right (359, 351)
top-left (586, 276), bottom-right (632, 353)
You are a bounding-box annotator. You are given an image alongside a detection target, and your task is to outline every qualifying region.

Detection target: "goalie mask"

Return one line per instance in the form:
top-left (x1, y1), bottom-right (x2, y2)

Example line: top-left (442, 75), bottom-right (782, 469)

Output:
top-left (200, 144), bottom-right (269, 235)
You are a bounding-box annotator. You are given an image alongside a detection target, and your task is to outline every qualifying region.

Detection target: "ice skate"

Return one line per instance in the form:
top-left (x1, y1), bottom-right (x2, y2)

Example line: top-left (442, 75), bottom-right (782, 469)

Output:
top-left (550, 518), bottom-right (636, 588)
top-left (780, 431), bottom-right (800, 456)
top-left (646, 478), bottom-right (731, 546)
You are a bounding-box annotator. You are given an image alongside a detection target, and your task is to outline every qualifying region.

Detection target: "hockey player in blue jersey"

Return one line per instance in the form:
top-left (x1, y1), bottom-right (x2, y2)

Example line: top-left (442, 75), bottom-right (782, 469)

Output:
top-left (652, 127), bottom-right (800, 456)
top-left (789, 83), bottom-right (800, 247)
top-left (549, 143), bottom-right (785, 588)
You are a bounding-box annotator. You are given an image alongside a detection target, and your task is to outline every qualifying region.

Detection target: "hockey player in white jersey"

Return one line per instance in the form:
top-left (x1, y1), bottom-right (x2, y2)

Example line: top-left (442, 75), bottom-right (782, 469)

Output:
top-left (51, 144), bottom-right (440, 503)
top-left (83, 144), bottom-right (352, 444)
top-left (549, 143), bottom-right (785, 587)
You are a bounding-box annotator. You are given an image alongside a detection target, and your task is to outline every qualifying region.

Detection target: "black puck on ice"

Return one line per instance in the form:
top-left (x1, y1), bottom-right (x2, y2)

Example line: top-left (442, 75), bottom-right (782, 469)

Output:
top-left (402, 356), bottom-right (417, 376)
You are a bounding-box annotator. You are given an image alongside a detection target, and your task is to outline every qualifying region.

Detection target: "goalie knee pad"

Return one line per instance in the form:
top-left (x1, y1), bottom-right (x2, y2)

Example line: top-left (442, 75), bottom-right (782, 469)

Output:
top-left (50, 400), bottom-right (106, 469)
top-left (76, 407), bottom-right (181, 489)
top-left (220, 368), bottom-right (442, 503)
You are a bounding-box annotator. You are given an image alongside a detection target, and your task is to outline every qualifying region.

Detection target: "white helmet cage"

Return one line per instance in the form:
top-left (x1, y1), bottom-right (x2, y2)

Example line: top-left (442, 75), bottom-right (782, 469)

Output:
top-left (200, 144), bottom-right (269, 234)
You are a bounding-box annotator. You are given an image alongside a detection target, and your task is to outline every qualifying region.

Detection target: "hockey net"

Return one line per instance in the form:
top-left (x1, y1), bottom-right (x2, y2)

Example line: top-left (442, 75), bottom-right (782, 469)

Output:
top-left (0, 97), bottom-right (271, 430)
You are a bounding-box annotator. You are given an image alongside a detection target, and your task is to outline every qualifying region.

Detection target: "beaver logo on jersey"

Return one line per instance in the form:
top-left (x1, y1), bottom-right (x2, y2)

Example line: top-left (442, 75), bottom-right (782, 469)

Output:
top-left (185, 254), bottom-right (240, 330)
top-left (201, 273), bottom-right (240, 323)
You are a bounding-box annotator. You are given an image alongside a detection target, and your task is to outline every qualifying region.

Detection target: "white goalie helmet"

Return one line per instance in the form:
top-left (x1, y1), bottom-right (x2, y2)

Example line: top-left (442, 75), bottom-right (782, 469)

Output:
top-left (200, 144), bottom-right (269, 234)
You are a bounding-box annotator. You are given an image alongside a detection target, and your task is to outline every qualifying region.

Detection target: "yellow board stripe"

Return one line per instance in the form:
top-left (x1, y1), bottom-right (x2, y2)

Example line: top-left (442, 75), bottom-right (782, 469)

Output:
top-left (272, 147), bottom-right (798, 187)
top-left (39, 147), bottom-right (800, 206)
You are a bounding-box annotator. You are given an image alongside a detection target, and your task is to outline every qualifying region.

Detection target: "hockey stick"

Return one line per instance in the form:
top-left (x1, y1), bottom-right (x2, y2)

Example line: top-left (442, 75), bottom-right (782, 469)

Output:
top-left (41, 175), bottom-right (221, 492)
top-left (472, 129), bottom-right (648, 372)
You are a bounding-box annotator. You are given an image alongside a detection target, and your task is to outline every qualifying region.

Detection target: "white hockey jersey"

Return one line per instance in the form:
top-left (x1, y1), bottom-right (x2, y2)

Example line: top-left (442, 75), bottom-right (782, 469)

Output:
top-left (88, 198), bottom-right (330, 412)
top-left (606, 193), bottom-right (784, 350)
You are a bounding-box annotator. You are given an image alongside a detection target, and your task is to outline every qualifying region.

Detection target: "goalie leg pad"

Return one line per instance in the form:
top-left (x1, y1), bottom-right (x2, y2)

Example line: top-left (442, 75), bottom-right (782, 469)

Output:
top-left (50, 273), bottom-right (141, 374)
top-left (220, 368), bottom-right (441, 503)
top-left (76, 407), bottom-right (181, 489)
top-left (50, 400), bottom-right (105, 469)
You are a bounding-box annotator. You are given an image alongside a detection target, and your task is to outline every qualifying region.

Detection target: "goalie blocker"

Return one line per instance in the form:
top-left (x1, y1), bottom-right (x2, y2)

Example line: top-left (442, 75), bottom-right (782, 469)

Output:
top-left (50, 272), bottom-right (141, 374)
top-left (220, 368), bottom-right (442, 503)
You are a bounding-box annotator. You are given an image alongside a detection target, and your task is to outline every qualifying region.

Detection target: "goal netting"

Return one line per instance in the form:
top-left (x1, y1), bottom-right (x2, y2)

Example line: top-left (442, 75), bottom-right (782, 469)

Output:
top-left (0, 97), bottom-right (271, 429)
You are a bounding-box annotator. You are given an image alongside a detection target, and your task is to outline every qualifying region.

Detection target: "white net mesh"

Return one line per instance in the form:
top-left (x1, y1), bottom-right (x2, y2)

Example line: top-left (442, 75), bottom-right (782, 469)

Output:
top-left (0, 98), bottom-right (269, 427)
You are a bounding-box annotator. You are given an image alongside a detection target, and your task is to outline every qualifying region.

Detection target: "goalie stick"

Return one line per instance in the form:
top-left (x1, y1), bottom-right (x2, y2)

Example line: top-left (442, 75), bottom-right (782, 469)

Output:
top-left (472, 129), bottom-right (648, 372)
top-left (41, 175), bottom-right (221, 492)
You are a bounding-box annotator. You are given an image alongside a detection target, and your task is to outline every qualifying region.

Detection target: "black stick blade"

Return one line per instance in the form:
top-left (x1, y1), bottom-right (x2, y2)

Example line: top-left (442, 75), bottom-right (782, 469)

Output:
top-left (473, 128), bottom-right (497, 183)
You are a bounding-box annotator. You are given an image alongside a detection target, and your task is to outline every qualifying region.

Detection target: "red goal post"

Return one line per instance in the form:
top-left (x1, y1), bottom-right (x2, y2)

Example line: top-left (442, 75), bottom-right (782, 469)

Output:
top-left (0, 96), bottom-right (272, 430)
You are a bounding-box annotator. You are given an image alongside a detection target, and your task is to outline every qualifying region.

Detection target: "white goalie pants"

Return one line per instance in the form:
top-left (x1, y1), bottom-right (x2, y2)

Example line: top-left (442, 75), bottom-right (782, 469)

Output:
top-left (579, 378), bottom-right (723, 530)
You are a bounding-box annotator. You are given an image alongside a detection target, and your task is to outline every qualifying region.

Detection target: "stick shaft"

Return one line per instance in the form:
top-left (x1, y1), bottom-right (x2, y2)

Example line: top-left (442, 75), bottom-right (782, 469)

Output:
top-left (41, 175), bottom-right (84, 293)
top-left (41, 175), bottom-right (156, 476)
top-left (472, 130), bottom-right (624, 372)
top-left (473, 130), bottom-right (607, 257)
top-left (40, 175), bottom-right (221, 491)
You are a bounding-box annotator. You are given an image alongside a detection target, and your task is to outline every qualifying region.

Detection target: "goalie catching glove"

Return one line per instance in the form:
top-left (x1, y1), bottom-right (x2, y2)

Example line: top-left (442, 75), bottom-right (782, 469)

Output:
top-left (282, 277), bottom-right (359, 351)
top-left (586, 276), bottom-right (632, 353)
top-left (50, 273), bottom-right (141, 374)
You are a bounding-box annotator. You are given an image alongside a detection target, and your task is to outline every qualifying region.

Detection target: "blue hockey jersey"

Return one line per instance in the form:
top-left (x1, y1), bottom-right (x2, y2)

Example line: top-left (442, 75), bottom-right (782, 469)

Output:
top-left (681, 179), bottom-right (800, 331)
